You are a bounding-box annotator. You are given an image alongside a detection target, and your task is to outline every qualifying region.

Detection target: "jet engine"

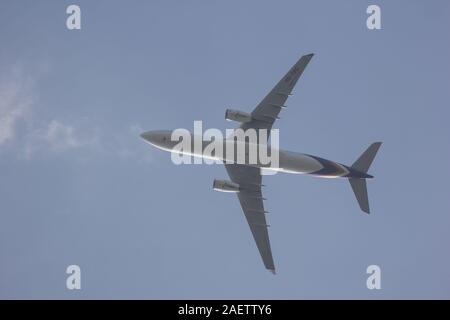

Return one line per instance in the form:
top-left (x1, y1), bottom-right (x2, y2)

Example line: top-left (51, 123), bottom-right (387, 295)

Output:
top-left (225, 109), bottom-right (252, 123)
top-left (213, 179), bottom-right (240, 193)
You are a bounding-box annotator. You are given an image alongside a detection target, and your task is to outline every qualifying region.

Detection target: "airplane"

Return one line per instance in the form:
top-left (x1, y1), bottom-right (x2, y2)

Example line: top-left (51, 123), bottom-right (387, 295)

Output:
top-left (140, 54), bottom-right (381, 274)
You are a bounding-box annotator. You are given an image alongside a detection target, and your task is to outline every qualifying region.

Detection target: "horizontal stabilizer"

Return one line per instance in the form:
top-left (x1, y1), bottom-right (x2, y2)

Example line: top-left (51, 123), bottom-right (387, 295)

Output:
top-left (349, 178), bottom-right (370, 213)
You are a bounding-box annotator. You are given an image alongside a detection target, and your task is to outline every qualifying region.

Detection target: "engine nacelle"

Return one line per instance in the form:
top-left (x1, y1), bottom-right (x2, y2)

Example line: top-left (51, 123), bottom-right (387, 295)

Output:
top-left (225, 109), bottom-right (252, 123)
top-left (213, 179), bottom-right (240, 193)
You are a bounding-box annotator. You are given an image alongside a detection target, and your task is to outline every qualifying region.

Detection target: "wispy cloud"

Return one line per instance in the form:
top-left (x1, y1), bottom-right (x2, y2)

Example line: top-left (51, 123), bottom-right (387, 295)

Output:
top-left (23, 120), bottom-right (99, 158)
top-left (1, 63), bottom-right (151, 162)
top-left (45, 120), bottom-right (89, 151)
top-left (0, 66), bottom-right (33, 145)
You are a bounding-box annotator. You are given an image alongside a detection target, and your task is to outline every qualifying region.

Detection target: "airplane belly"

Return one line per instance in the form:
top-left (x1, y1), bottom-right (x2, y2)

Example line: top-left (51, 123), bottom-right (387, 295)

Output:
top-left (279, 151), bottom-right (323, 174)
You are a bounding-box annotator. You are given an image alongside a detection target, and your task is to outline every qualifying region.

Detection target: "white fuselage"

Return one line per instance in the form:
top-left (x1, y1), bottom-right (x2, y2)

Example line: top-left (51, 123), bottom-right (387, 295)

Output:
top-left (141, 131), bottom-right (352, 178)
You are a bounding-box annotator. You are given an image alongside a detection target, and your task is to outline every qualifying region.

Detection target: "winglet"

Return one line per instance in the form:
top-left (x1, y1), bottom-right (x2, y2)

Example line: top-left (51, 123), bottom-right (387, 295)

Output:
top-left (280, 53), bottom-right (315, 89)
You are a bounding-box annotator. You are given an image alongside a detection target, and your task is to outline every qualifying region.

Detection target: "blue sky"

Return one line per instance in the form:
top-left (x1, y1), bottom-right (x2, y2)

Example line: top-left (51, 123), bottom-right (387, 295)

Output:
top-left (1, 0), bottom-right (449, 299)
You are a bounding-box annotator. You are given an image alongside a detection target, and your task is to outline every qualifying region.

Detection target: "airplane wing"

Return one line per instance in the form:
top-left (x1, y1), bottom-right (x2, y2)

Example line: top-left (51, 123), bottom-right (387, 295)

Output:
top-left (224, 55), bottom-right (314, 273)
top-left (224, 163), bottom-right (275, 273)
top-left (240, 53), bottom-right (314, 138)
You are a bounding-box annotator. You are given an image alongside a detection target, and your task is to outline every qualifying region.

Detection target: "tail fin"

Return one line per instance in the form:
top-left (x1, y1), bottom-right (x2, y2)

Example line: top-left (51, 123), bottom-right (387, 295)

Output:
top-left (349, 142), bottom-right (382, 214)
top-left (351, 142), bottom-right (382, 173)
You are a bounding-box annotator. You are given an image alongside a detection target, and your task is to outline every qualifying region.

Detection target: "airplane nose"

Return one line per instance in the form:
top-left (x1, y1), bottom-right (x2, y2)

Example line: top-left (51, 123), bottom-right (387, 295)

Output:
top-left (140, 131), bottom-right (153, 141)
top-left (140, 130), bottom-right (170, 147)
top-left (141, 131), bottom-right (155, 143)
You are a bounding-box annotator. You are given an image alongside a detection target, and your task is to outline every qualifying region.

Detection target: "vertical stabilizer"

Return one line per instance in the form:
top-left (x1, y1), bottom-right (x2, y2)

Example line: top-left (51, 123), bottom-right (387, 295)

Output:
top-left (351, 142), bottom-right (382, 173)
